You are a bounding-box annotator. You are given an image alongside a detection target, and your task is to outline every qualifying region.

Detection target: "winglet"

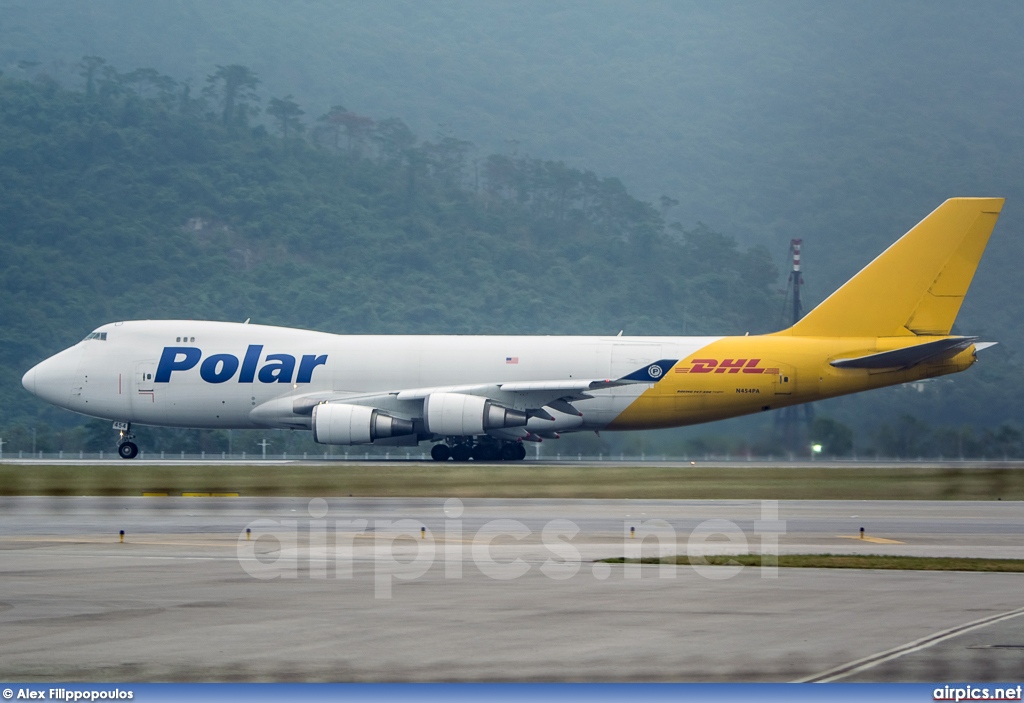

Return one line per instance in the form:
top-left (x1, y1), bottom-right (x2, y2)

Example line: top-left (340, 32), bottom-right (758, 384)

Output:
top-left (781, 198), bottom-right (1004, 338)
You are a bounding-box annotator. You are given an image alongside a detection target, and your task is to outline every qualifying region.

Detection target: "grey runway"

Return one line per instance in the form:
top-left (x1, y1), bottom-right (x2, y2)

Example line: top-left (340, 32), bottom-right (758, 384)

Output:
top-left (0, 497), bottom-right (1022, 681)
top-left (6, 458), bottom-right (1024, 469)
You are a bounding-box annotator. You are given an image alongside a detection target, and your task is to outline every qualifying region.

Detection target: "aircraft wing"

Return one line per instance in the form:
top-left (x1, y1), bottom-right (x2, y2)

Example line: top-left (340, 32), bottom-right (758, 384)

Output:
top-left (252, 358), bottom-right (678, 429)
top-left (389, 357), bottom-right (679, 414)
top-left (394, 358), bottom-right (676, 397)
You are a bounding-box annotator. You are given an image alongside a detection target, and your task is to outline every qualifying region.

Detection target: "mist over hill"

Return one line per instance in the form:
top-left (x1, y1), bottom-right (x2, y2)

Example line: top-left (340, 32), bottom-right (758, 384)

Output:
top-left (4, 1), bottom-right (1022, 309)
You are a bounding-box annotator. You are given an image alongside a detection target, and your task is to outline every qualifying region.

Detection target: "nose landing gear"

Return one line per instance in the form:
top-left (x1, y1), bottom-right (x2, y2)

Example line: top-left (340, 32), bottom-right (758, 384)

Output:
top-left (113, 421), bottom-right (139, 459)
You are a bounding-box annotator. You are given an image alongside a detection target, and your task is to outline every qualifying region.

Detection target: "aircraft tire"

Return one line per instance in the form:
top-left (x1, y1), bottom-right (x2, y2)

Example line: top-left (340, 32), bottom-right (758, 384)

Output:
top-left (514, 443), bottom-right (527, 461)
top-left (500, 443), bottom-right (519, 461)
top-left (118, 442), bottom-right (139, 459)
top-left (430, 443), bottom-right (450, 462)
top-left (473, 443), bottom-right (500, 462)
top-left (450, 443), bottom-right (472, 462)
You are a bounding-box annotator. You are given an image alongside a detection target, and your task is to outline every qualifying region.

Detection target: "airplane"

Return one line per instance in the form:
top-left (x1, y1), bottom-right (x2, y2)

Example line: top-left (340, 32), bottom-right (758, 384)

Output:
top-left (22, 197), bottom-right (1004, 461)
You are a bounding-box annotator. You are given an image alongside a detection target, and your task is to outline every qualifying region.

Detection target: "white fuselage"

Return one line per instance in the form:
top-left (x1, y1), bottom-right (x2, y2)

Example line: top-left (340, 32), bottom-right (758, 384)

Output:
top-left (22, 320), bottom-right (718, 432)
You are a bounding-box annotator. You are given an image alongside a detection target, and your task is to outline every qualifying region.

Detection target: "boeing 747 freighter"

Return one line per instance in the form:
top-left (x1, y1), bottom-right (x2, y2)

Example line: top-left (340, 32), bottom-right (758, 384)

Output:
top-left (22, 198), bottom-right (1003, 460)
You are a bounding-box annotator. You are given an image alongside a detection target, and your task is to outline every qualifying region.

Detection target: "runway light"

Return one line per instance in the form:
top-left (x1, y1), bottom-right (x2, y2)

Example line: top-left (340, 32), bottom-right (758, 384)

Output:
top-left (630, 526), bottom-right (635, 539)
top-left (811, 443), bottom-right (823, 454)
top-left (119, 530), bottom-right (125, 544)
top-left (246, 528), bottom-right (251, 541)
top-left (420, 526), bottom-right (426, 540)
top-left (860, 527), bottom-right (865, 539)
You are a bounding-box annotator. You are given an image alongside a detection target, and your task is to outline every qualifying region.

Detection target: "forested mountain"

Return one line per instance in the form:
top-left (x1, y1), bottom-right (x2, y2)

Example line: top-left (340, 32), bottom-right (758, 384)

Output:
top-left (3, 1), bottom-right (1022, 312)
top-left (2, 1), bottom-right (1022, 457)
top-left (0, 67), bottom-right (783, 452)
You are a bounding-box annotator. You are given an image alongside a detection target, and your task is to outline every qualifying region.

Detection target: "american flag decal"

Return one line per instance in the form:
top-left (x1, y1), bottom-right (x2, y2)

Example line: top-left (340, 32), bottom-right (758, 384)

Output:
top-left (506, 356), bottom-right (519, 364)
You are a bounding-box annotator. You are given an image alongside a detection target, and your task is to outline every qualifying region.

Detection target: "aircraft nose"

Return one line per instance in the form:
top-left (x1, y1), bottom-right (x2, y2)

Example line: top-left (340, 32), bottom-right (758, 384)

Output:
top-left (22, 366), bottom-right (37, 395)
top-left (22, 347), bottom-right (83, 407)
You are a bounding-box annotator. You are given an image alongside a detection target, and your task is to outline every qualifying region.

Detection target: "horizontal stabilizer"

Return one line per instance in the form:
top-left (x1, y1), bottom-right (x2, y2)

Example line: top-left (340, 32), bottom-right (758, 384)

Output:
top-left (830, 337), bottom-right (978, 370)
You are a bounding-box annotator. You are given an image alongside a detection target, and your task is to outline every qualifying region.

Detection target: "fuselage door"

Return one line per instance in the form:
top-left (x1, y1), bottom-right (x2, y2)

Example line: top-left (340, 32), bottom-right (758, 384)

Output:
top-left (136, 361), bottom-right (155, 393)
top-left (611, 343), bottom-right (664, 378)
top-left (773, 366), bottom-right (795, 396)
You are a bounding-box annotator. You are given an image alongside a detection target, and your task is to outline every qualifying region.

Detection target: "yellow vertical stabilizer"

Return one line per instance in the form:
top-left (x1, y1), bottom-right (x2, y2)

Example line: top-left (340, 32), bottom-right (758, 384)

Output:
top-left (781, 198), bottom-right (1004, 338)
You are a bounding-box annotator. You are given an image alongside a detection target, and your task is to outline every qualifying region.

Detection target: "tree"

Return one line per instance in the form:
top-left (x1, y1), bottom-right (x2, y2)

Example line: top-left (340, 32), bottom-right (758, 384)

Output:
top-left (424, 135), bottom-right (473, 187)
top-left (122, 68), bottom-right (177, 101)
top-left (336, 110), bottom-right (375, 156)
top-left (482, 154), bottom-right (519, 201)
top-left (659, 195), bottom-right (679, 219)
top-left (314, 107), bottom-right (375, 156)
top-left (316, 105), bottom-right (348, 151)
top-left (810, 416), bottom-right (853, 456)
top-left (373, 117), bottom-right (416, 164)
top-left (876, 414), bottom-right (931, 458)
top-left (267, 95), bottom-right (305, 141)
top-left (177, 79), bottom-right (201, 117)
top-left (204, 64), bottom-right (260, 127)
top-left (79, 56), bottom-right (106, 98)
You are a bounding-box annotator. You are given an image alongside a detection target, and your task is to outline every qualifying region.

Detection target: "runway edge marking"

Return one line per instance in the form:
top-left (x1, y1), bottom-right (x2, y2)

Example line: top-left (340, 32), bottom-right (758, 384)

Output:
top-left (794, 605), bottom-right (1024, 683)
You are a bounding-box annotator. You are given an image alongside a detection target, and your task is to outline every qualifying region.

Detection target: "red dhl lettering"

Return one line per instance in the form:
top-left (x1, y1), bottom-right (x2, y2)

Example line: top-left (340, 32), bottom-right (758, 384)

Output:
top-left (714, 359), bottom-right (747, 373)
top-left (676, 358), bottom-right (768, 374)
top-left (686, 359), bottom-right (718, 373)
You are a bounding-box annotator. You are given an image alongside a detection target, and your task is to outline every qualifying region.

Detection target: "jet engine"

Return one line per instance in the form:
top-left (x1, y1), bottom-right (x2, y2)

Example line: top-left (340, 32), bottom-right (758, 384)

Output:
top-left (312, 403), bottom-right (415, 445)
top-left (423, 392), bottom-right (528, 436)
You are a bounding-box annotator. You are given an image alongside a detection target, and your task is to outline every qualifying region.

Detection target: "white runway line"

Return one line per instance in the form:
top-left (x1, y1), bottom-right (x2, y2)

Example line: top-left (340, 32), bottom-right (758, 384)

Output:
top-left (795, 604), bottom-right (1024, 682)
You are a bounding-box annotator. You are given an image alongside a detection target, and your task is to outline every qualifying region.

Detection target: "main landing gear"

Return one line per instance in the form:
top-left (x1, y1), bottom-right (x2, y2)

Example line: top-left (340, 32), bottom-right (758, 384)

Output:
top-left (430, 439), bottom-right (527, 462)
top-left (114, 421), bottom-right (138, 459)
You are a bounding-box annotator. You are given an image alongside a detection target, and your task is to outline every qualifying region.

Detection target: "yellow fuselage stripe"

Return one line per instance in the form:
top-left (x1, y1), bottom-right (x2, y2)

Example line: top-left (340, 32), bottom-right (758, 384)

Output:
top-left (608, 335), bottom-right (975, 430)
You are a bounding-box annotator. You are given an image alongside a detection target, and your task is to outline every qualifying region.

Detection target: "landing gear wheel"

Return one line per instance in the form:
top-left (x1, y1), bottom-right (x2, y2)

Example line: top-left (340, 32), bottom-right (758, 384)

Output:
top-left (514, 443), bottom-right (527, 461)
top-left (430, 444), bottom-right (451, 462)
top-left (450, 443), bottom-right (472, 462)
top-left (472, 443), bottom-right (500, 462)
top-left (500, 443), bottom-right (520, 461)
top-left (118, 442), bottom-right (139, 459)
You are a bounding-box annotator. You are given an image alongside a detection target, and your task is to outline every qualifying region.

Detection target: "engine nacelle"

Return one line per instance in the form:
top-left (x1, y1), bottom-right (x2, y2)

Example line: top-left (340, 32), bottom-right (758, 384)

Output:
top-left (312, 403), bottom-right (415, 445)
top-left (423, 392), bottom-right (529, 436)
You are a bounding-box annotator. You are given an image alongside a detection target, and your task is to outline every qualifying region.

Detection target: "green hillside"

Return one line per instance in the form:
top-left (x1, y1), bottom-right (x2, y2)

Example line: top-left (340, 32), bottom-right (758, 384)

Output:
top-left (0, 66), bottom-right (784, 453)
top-left (3, 2), bottom-right (1022, 316)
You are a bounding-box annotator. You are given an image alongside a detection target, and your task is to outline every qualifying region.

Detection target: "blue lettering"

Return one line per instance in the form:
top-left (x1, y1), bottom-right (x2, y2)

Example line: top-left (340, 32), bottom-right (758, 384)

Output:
top-left (155, 347), bottom-right (201, 382)
top-left (258, 353), bottom-right (296, 383)
top-left (153, 346), bottom-right (328, 384)
top-left (296, 354), bottom-right (328, 383)
top-left (200, 354), bottom-right (240, 383)
top-left (239, 344), bottom-right (263, 383)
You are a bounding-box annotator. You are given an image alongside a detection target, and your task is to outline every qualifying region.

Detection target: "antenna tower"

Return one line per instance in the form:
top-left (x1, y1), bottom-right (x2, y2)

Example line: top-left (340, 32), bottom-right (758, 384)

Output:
top-left (776, 239), bottom-right (814, 455)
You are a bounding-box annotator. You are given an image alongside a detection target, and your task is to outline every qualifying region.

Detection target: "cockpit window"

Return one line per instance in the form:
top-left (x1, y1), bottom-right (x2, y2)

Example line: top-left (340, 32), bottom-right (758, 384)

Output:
top-left (83, 332), bottom-right (108, 341)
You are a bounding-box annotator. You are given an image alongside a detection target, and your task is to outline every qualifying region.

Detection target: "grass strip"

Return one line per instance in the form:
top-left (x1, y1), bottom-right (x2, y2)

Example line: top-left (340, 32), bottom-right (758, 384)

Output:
top-left (601, 554), bottom-right (1024, 572)
top-left (0, 464), bottom-right (1023, 500)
